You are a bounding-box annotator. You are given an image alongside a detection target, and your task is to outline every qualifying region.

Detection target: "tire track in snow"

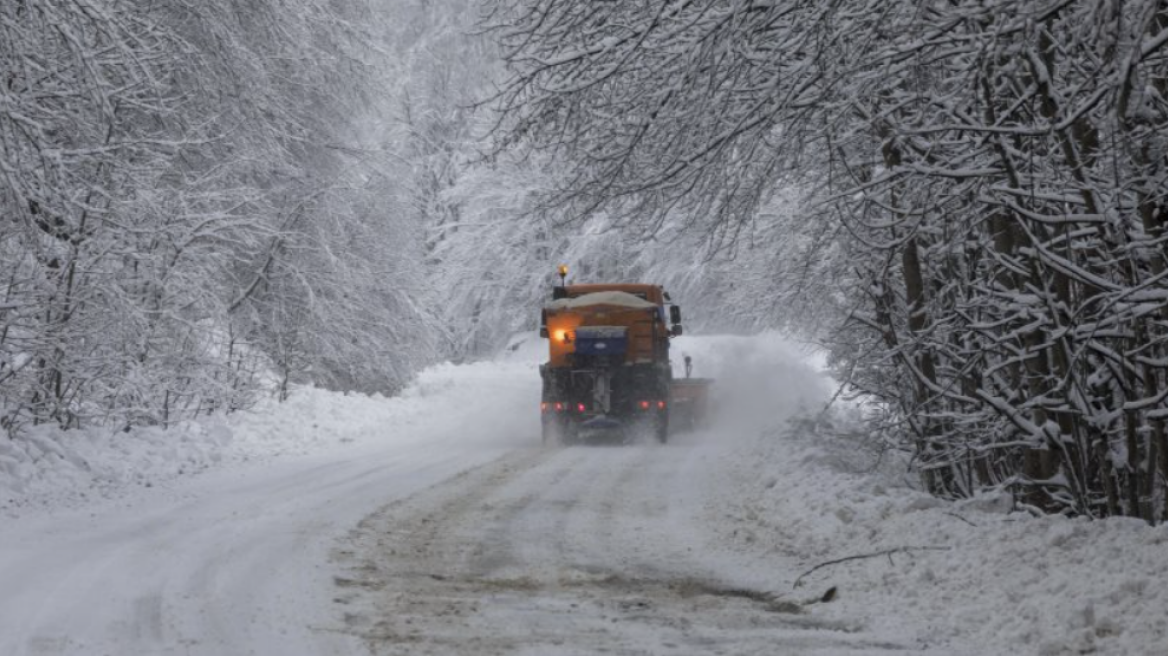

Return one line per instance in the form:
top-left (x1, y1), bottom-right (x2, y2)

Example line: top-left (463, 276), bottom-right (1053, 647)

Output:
top-left (336, 441), bottom-right (923, 655)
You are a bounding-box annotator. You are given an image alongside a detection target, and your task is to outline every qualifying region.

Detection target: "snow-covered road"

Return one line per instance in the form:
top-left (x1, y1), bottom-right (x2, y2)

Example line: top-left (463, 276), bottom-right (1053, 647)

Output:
top-left (0, 339), bottom-right (548, 656)
top-left (0, 333), bottom-right (844, 655)
top-left (335, 434), bottom-right (922, 655)
top-left (0, 422), bottom-right (525, 655)
top-left (3, 333), bottom-right (1165, 655)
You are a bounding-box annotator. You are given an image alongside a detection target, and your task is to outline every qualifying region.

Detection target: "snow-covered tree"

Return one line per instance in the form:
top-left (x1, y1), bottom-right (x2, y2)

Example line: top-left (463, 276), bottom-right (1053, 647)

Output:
top-left (0, 0), bottom-right (444, 433)
top-left (485, 0), bottom-right (1168, 520)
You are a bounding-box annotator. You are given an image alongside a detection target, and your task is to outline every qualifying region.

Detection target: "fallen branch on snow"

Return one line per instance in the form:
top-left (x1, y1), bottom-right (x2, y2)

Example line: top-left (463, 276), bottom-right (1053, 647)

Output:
top-left (793, 546), bottom-right (950, 588)
top-left (944, 511), bottom-right (979, 527)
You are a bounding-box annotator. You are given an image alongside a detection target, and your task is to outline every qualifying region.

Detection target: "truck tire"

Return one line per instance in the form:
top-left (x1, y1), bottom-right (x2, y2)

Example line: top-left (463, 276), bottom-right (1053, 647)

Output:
top-left (559, 419), bottom-right (578, 446)
top-left (655, 415), bottom-right (669, 444)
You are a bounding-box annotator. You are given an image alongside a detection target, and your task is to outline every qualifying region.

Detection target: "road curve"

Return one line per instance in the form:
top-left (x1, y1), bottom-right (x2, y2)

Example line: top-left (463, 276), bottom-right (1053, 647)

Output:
top-left (0, 443), bottom-right (514, 656)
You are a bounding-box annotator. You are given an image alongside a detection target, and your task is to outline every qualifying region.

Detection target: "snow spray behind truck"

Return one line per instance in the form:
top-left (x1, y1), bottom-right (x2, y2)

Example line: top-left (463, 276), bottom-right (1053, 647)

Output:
top-left (538, 266), bottom-right (710, 444)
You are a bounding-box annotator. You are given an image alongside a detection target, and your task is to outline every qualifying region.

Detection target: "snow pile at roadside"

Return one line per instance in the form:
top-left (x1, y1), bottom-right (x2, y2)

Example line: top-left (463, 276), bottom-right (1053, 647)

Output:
top-left (0, 419), bottom-right (234, 507)
top-left (657, 332), bottom-right (1167, 654)
top-left (0, 349), bottom-right (541, 512)
top-left (702, 375), bottom-right (1168, 654)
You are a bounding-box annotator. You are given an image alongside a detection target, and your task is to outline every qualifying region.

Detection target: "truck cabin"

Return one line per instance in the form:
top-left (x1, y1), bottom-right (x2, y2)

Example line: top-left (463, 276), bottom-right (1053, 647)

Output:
top-left (540, 283), bottom-right (683, 366)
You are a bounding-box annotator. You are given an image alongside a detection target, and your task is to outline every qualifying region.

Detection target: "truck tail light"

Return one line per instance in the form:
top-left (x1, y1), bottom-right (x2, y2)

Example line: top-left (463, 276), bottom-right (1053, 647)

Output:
top-left (555, 402), bottom-right (565, 412)
top-left (657, 400), bottom-right (666, 410)
top-left (540, 402), bottom-right (548, 413)
top-left (577, 403), bottom-right (586, 413)
top-left (639, 400), bottom-right (650, 410)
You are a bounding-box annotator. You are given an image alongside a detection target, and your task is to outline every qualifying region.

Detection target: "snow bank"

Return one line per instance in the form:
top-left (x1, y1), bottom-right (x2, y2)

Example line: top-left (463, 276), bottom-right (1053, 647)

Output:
top-left (0, 420), bottom-right (234, 508)
top-left (0, 349), bottom-right (540, 513)
top-left (706, 392), bottom-right (1168, 655)
top-left (645, 331), bottom-right (1168, 654)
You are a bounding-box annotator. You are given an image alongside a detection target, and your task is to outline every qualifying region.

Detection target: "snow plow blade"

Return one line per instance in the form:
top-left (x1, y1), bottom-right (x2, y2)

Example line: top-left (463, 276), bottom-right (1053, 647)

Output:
top-left (669, 378), bottom-right (713, 432)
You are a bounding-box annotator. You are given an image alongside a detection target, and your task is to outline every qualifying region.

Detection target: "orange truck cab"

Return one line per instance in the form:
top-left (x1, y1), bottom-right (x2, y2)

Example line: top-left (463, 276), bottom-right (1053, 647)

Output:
top-left (539, 271), bottom-right (683, 444)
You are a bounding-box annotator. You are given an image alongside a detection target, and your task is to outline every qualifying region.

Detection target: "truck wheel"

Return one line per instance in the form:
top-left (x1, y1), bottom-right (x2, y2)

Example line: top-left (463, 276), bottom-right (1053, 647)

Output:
top-left (559, 420), bottom-right (578, 446)
top-left (655, 417), bottom-right (668, 444)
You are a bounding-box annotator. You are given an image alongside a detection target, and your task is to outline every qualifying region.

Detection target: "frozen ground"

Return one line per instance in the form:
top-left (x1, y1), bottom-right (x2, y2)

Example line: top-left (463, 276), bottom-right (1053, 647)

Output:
top-left (1, 333), bottom-right (1166, 655)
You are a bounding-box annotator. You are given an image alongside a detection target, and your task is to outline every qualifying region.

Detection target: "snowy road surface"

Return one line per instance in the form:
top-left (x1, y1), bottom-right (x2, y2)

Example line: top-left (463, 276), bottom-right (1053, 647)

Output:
top-left (0, 333), bottom-right (855, 655)
top-left (0, 446), bottom-right (495, 655)
top-left (335, 438), bottom-right (926, 655)
top-left (0, 343), bottom-right (544, 656)
top-left (3, 334), bottom-right (1164, 655)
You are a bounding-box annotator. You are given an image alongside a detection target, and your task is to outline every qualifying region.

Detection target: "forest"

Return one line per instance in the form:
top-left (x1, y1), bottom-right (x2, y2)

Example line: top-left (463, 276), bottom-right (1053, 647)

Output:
top-left (3, 0), bottom-right (1168, 522)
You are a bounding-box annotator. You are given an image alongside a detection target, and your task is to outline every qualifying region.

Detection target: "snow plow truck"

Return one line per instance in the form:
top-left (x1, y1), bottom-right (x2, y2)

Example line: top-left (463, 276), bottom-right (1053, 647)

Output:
top-left (538, 266), bottom-right (710, 444)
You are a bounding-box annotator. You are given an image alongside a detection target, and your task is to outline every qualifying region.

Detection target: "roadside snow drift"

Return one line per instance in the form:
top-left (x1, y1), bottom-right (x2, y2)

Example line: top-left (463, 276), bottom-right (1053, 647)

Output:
top-left (0, 346), bottom-right (542, 512)
top-left (0, 344), bottom-right (544, 656)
